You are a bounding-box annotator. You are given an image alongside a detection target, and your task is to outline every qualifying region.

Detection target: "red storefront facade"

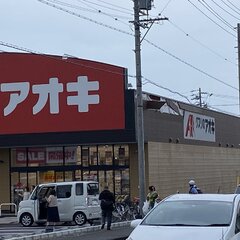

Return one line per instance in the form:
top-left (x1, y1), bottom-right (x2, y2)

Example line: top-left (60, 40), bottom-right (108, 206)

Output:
top-left (0, 53), bottom-right (136, 205)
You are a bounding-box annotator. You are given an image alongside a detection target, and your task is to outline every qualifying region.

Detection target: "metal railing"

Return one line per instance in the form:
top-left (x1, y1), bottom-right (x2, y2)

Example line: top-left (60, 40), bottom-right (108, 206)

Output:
top-left (0, 203), bottom-right (17, 217)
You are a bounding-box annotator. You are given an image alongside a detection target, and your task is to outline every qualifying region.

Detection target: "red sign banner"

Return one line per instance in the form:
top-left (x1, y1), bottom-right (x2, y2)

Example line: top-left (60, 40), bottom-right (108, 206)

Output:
top-left (0, 53), bottom-right (126, 134)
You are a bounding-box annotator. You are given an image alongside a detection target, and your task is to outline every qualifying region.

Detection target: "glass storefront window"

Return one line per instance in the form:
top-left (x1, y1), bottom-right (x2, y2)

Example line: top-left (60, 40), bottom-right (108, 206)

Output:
top-left (89, 171), bottom-right (98, 181)
top-left (11, 172), bottom-right (23, 207)
top-left (83, 170), bottom-right (90, 181)
top-left (76, 146), bottom-right (81, 165)
top-left (26, 148), bottom-right (46, 167)
top-left (99, 145), bottom-right (113, 165)
top-left (65, 171), bottom-right (73, 181)
top-left (28, 172), bottom-right (37, 190)
top-left (64, 146), bottom-right (78, 165)
top-left (75, 170), bottom-right (82, 181)
top-left (115, 169), bottom-right (130, 197)
top-left (45, 147), bottom-right (63, 166)
top-left (90, 146), bottom-right (98, 165)
top-left (10, 144), bottom-right (130, 205)
top-left (99, 170), bottom-right (114, 192)
top-left (39, 170), bottom-right (55, 183)
top-left (11, 148), bottom-right (27, 167)
top-left (82, 147), bottom-right (89, 167)
top-left (106, 171), bottom-right (114, 192)
top-left (114, 145), bottom-right (129, 166)
top-left (122, 169), bottom-right (130, 195)
top-left (98, 171), bottom-right (105, 191)
top-left (56, 172), bottom-right (64, 182)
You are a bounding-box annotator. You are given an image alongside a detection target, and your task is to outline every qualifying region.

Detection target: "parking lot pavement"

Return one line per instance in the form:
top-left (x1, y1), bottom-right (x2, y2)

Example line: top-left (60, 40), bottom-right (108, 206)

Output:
top-left (47, 226), bottom-right (133, 240)
top-left (0, 216), bottom-right (17, 225)
top-left (1, 219), bottom-right (132, 240)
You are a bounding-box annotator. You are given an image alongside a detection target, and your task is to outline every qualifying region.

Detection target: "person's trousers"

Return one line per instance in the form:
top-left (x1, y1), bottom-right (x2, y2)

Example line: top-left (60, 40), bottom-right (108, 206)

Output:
top-left (101, 209), bottom-right (112, 229)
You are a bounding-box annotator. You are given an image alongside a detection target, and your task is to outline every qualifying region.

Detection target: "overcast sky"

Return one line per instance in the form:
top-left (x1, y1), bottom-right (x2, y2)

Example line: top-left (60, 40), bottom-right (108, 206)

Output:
top-left (1, 0), bottom-right (240, 116)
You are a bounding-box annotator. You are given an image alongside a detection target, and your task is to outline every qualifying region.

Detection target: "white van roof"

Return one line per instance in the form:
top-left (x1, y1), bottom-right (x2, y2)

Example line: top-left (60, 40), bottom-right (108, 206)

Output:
top-left (37, 181), bottom-right (98, 187)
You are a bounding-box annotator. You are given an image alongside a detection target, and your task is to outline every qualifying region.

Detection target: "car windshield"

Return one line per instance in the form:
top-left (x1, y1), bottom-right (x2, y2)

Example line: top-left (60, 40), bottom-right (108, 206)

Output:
top-left (142, 200), bottom-right (233, 226)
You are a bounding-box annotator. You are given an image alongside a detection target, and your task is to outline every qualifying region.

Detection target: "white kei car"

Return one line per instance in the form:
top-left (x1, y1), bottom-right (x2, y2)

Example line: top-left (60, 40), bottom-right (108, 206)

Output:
top-left (127, 194), bottom-right (240, 240)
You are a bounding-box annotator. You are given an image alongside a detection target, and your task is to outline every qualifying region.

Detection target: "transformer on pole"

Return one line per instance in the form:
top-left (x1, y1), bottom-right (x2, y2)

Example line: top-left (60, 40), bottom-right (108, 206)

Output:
top-left (139, 0), bottom-right (152, 10)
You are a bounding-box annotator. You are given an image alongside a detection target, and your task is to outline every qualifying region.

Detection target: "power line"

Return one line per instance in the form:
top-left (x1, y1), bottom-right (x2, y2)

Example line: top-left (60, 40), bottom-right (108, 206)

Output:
top-left (221, 0), bottom-right (240, 16)
top-left (168, 20), bottom-right (237, 66)
top-left (188, 0), bottom-right (236, 38)
top-left (211, 93), bottom-right (238, 99)
top-left (143, 38), bottom-right (238, 91)
top-left (74, 0), bottom-right (132, 27)
top-left (89, 0), bottom-right (133, 13)
top-left (142, 76), bottom-right (191, 103)
top-left (45, 0), bottom-right (132, 25)
top-left (0, 39), bottom-right (192, 106)
top-left (209, 0), bottom-right (240, 21)
top-left (159, 0), bottom-right (175, 15)
top-left (77, 0), bottom-right (133, 16)
top-left (200, 0), bottom-right (236, 30)
top-left (37, 0), bottom-right (239, 93)
top-left (0, 41), bottom-right (137, 78)
top-left (37, 0), bottom-right (134, 36)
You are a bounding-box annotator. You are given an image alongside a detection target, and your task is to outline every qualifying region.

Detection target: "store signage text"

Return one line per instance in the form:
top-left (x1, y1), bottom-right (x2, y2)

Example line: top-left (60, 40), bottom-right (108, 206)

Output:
top-left (16, 147), bottom-right (77, 164)
top-left (1, 76), bottom-right (99, 116)
top-left (184, 111), bottom-right (215, 142)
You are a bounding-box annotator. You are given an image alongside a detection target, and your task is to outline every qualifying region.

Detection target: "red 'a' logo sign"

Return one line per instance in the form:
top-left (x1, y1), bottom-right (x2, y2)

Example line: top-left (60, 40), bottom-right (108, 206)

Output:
top-left (185, 114), bottom-right (194, 137)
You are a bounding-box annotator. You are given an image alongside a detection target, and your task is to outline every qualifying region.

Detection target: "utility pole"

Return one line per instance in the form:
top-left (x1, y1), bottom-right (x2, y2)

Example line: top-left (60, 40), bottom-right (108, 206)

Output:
top-left (191, 88), bottom-right (209, 107)
top-left (198, 88), bottom-right (202, 107)
top-left (133, 0), bottom-right (168, 215)
top-left (134, 0), bottom-right (145, 216)
top-left (237, 23), bottom-right (240, 113)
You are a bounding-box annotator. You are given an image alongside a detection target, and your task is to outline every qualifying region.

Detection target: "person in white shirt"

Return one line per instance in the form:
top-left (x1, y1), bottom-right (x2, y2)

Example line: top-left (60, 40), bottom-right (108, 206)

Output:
top-left (23, 187), bottom-right (30, 200)
top-left (45, 189), bottom-right (60, 232)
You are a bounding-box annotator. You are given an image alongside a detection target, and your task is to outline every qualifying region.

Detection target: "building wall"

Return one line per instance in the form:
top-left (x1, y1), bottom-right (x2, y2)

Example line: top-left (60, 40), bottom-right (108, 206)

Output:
top-left (0, 149), bottom-right (10, 204)
top-left (148, 142), bottom-right (240, 199)
top-left (144, 103), bottom-right (240, 148)
top-left (129, 144), bottom-right (149, 200)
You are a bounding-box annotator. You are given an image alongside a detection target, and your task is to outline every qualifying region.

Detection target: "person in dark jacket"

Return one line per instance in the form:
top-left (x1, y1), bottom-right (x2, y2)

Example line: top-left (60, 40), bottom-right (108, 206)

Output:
top-left (99, 186), bottom-right (115, 230)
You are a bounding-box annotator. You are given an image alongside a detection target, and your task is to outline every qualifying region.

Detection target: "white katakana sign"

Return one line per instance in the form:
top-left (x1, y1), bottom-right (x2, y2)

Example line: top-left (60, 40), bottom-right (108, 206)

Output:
top-left (1, 76), bottom-right (100, 116)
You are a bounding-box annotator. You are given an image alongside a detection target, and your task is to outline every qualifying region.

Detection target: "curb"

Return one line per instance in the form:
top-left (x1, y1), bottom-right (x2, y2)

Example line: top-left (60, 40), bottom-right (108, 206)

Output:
top-left (8, 221), bottom-right (131, 240)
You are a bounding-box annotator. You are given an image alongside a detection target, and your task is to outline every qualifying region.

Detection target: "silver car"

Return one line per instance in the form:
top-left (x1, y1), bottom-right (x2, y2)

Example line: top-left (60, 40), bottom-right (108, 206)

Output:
top-left (127, 194), bottom-right (240, 240)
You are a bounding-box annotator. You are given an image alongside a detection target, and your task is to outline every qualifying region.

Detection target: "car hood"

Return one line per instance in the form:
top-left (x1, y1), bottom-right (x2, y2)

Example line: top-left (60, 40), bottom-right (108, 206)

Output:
top-left (128, 225), bottom-right (229, 240)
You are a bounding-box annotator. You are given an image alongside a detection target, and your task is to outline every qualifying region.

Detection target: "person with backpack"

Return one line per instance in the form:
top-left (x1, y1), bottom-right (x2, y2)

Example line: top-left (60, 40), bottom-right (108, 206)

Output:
top-left (99, 186), bottom-right (115, 230)
top-left (188, 180), bottom-right (198, 194)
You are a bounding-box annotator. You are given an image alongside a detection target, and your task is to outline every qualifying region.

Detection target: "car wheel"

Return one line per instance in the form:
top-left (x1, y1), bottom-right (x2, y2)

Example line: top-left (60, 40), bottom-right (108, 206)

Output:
top-left (20, 213), bottom-right (34, 227)
top-left (73, 212), bottom-right (87, 226)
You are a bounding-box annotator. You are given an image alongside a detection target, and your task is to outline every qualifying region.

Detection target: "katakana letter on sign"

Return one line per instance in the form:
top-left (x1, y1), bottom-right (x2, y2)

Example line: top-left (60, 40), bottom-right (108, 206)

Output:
top-left (32, 78), bottom-right (63, 115)
top-left (67, 76), bottom-right (100, 112)
top-left (1, 82), bottom-right (30, 116)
